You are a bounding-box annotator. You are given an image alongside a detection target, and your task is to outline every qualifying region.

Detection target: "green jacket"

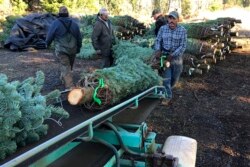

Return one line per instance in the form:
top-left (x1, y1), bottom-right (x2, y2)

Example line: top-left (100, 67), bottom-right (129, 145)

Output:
top-left (91, 16), bottom-right (115, 57)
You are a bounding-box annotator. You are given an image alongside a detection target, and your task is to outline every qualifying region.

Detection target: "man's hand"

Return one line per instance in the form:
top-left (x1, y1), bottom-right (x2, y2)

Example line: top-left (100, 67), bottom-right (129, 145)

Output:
top-left (154, 50), bottom-right (162, 58)
top-left (167, 55), bottom-right (173, 62)
top-left (150, 50), bottom-right (161, 67)
top-left (96, 50), bottom-right (102, 55)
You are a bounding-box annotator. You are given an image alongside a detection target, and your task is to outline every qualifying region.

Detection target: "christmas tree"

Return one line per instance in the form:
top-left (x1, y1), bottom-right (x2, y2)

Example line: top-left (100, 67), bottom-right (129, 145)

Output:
top-left (0, 71), bottom-right (69, 160)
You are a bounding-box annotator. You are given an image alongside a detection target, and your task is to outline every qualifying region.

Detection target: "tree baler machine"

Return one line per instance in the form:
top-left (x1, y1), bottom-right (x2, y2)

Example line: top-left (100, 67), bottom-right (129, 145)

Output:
top-left (1, 86), bottom-right (197, 167)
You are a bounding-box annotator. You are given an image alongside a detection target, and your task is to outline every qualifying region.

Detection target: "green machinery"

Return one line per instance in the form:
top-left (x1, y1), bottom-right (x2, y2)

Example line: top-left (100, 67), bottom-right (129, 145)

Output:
top-left (1, 86), bottom-right (197, 167)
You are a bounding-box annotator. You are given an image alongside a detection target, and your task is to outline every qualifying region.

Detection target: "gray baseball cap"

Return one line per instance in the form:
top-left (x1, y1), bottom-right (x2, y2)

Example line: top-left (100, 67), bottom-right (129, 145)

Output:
top-left (168, 11), bottom-right (179, 19)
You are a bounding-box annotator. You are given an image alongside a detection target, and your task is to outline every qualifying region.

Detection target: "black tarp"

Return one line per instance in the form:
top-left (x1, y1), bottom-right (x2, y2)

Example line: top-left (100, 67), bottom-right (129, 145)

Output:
top-left (4, 13), bottom-right (56, 51)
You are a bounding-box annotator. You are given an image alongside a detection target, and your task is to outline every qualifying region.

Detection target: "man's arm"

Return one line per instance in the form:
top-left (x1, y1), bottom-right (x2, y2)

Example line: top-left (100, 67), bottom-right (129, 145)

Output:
top-left (172, 28), bottom-right (187, 57)
top-left (45, 21), bottom-right (57, 47)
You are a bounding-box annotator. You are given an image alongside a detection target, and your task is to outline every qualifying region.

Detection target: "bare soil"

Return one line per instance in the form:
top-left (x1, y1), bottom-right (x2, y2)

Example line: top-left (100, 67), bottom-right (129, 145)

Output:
top-left (147, 49), bottom-right (250, 167)
top-left (0, 46), bottom-right (249, 166)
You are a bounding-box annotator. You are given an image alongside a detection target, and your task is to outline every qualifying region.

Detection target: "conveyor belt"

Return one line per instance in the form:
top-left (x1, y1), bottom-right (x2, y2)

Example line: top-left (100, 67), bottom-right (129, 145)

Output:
top-left (0, 86), bottom-right (165, 167)
top-left (44, 98), bottom-right (160, 167)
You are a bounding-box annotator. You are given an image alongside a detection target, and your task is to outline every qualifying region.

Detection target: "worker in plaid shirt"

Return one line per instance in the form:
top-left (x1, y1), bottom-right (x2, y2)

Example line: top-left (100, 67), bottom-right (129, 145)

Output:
top-left (154, 11), bottom-right (187, 105)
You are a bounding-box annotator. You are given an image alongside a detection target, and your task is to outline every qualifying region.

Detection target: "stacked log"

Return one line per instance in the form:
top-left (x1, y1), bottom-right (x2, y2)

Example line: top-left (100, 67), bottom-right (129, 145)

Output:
top-left (111, 15), bottom-right (147, 40)
top-left (183, 17), bottom-right (242, 76)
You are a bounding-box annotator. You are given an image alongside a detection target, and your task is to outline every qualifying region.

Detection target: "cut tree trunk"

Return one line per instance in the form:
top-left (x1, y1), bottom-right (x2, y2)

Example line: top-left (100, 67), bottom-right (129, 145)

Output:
top-left (68, 87), bottom-right (94, 105)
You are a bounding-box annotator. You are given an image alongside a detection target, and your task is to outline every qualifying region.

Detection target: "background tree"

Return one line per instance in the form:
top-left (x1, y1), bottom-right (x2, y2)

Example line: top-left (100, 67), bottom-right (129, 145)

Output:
top-left (11, 0), bottom-right (27, 14)
top-left (182, 0), bottom-right (191, 17)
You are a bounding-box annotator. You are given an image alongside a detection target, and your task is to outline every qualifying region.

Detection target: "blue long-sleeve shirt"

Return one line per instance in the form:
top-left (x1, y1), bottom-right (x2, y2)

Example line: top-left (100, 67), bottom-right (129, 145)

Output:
top-left (154, 24), bottom-right (187, 58)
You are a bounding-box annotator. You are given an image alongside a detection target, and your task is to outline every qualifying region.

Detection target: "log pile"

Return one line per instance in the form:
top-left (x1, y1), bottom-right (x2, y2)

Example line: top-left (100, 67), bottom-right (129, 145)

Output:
top-left (183, 17), bottom-right (242, 76)
top-left (111, 15), bottom-right (147, 40)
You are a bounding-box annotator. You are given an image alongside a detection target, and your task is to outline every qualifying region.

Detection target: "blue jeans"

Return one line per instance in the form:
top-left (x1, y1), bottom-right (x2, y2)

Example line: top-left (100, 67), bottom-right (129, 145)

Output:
top-left (162, 57), bottom-right (183, 99)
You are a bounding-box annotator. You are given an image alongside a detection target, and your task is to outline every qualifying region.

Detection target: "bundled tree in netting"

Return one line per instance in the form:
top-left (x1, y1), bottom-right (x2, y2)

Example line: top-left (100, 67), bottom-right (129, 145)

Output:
top-left (113, 40), bottom-right (154, 64)
top-left (77, 38), bottom-right (155, 61)
top-left (185, 38), bottom-right (221, 58)
top-left (77, 14), bottom-right (152, 60)
top-left (0, 71), bottom-right (69, 160)
top-left (80, 15), bottom-right (96, 27)
top-left (181, 23), bottom-right (218, 39)
top-left (68, 59), bottom-right (161, 110)
top-left (77, 41), bottom-right (96, 59)
top-left (181, 17), bottom-right (241, 39)
top-left (130, 35), bottom-right (155, 48)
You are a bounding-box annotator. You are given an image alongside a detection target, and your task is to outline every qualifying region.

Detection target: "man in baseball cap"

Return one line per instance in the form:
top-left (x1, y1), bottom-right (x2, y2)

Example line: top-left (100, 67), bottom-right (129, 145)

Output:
top-left (151, 8), bottom-right (167, 36)
top-left (168, 11), bottom-right (179, 19)
top-left (153, 10), bottom-right (187, 105)
top-left (167, 10), bottom-right (179, 30)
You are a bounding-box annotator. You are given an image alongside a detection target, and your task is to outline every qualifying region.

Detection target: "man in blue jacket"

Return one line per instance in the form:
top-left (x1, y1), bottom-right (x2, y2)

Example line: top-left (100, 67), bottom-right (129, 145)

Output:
top-left (46, 6), bottom-right (82, 88)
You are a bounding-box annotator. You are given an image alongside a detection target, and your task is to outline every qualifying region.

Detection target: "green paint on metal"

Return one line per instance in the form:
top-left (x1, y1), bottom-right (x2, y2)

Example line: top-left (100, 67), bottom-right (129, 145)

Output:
top-left (116, 123), bottom-right (141, 129)
top-left (119, 159), bottom-right (146, 167)
top-left (30, 142), bottom-right (80, 167)
top-left (160, 55), bottom-right (167, 67)
top-left (144, 132), bottom-right (157, 154)
top-left (79, 122), bottom-right (93, 141)
top-left (94, 128), bottom-right (142, 148)
top-left (103, 148), bottom-right (125, 167)
top-left (130, 97), bottom-right (139, 109)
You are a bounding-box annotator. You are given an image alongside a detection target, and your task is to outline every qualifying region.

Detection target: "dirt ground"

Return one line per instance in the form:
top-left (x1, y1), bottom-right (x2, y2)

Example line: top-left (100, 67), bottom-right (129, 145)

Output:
top-left (0, 45), bottom-right (250, 166)
top-left (146, 49), bottom-right (250, 166)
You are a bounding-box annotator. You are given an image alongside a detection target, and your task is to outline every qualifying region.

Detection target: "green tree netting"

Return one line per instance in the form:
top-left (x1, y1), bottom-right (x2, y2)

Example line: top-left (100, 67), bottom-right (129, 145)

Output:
top-left (181, 17), bottom-right (241, 39)
top-left (77, 58), bottom-right (161, 110)
top-left (113, 40), bottom-right (154, 64)
top-left (0, 71), bottom-right (69, 160)
top-left (77, 15), bottom-right (151, 60)
top-left (130, 35), bottom-right (155, 48)
top-left (186, 38), bottom-right (216, 57)
top-left (181, 22), bottom-right (218, 39)
top-left (77, 42), bottom-right (96, 59)
top-left (77, 38), bottom-right (155, 61)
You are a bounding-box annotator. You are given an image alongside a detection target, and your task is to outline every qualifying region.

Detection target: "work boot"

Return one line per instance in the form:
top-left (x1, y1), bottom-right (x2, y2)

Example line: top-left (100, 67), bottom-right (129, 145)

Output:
top-left (161, 99), bottom-right (171, 106)
top-left (63, 73), bottom-right (74, 88)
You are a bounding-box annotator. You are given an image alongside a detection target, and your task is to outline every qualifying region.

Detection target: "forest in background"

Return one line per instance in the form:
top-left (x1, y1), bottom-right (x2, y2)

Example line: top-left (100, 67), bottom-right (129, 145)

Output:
top-left (0, 0), bottom-right (250, 18)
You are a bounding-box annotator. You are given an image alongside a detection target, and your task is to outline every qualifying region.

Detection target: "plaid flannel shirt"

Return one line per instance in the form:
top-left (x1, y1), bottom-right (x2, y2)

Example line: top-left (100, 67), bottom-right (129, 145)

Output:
top-left (155, 24), bottom-right (187, 58)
